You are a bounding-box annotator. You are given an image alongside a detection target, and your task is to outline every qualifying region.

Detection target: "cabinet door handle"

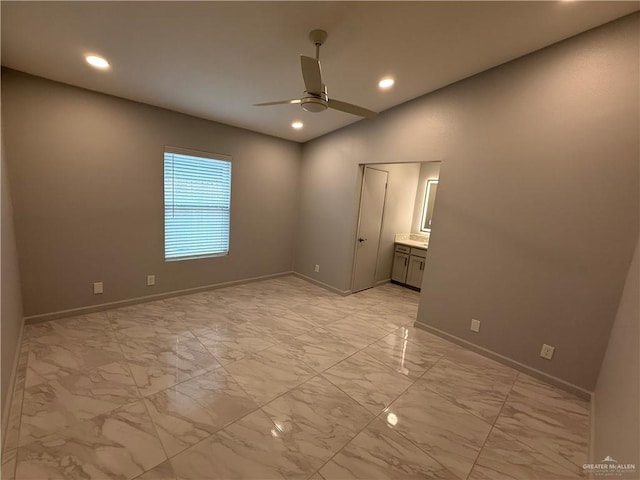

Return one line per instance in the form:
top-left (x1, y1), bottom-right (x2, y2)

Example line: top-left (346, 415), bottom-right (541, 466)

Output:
top-left (404, 257), bottom-right (408, 267)
top-left (420, 261), bottom-right (424, 271)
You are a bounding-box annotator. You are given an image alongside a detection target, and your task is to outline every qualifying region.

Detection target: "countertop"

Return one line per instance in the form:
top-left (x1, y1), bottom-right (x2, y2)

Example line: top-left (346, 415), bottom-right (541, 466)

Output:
top-left (395, 239), bottom-right (428, 249)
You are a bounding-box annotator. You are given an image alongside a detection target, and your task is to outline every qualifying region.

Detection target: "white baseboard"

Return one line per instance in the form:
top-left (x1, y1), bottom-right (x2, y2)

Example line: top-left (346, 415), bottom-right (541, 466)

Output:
top-left (24, 271), bottom-right (294, 324)
top-left (414, 321), bottom-right (593, 401)
top-left (2, 318), bottom-right (25, 451)
top-left (589, 394), bottom-right (597, 468)
top-left (293, 272), bottom-right (351, 296)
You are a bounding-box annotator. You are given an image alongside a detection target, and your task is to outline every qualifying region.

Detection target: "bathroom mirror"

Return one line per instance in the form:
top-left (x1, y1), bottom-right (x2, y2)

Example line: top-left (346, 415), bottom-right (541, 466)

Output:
top-left (420, 179), bottom-right (438, 232)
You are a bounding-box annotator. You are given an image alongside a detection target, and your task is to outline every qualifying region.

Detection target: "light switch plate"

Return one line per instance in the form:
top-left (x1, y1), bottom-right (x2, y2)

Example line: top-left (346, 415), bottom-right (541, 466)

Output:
top-left (93, 282), bottom-right (103, 294)
top-left (147, 275), bottom-right (156, 286)
top-left (470, 318), bottom-right (480, 332)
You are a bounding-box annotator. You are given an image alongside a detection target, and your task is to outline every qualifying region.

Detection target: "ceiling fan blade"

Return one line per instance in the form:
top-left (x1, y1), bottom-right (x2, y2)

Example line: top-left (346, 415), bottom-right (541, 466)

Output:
top-left (253, 99), bottom-right (301, 106)
top-left (300, 55), bottom-right (323, 95)
top-left (328, 99), bottom-right (377, 118)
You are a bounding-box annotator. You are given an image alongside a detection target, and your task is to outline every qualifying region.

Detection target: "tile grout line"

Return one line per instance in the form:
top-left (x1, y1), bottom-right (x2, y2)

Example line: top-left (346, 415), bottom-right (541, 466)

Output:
top-left (307, 337), bottom-right (440, 479)
top-left (360, 352), bottom-right (465, 480)
top-left (462, 371), bottom-right (522, 480)
top-left (483, 374), bottom-right (591, 477)
top-left (132, 299), bottom-right (269, 477)
top-left (111, 313), bottom-right (176, 474)
top-left (415, 348), bottom-right (520, 427)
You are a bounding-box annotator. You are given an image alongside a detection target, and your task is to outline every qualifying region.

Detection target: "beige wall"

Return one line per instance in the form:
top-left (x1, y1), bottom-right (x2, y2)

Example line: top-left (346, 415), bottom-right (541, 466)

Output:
top-left (296, 14), bottom-right (639, 390)
top-left (592, 236), bottom-right (639, 469)
top-left (1, 132), bottom-right (24, 413)
top-left (296, 130), bottom-right (363, 291)
top-left (411, 162), bottom-right (441, 234)
top-left (2, 69), bottom-right (301, 318)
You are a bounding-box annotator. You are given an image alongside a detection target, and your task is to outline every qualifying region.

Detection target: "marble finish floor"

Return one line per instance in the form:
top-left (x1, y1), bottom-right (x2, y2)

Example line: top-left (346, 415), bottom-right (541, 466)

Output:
top-left (2, 276), bottom-right (590, 479)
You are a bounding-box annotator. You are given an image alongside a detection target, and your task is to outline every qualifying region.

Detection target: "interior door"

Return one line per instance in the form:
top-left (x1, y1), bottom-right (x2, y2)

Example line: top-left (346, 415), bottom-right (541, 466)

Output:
top-left (352, 166), bottom-right (388, 292)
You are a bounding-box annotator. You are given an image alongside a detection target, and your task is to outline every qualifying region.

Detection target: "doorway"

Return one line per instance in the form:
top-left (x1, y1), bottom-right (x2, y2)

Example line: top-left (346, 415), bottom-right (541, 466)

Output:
top-left (351, 166), bottom-right (388, 293)
top-left (350, 161), bottom-right (441, 293)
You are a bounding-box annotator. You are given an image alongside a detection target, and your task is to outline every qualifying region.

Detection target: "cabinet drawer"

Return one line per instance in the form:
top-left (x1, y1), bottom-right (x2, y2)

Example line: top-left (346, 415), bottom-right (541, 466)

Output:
top-left (395, 244), bottom-right (410, 254)
top-left (410, 247), bottom-right (427, 258)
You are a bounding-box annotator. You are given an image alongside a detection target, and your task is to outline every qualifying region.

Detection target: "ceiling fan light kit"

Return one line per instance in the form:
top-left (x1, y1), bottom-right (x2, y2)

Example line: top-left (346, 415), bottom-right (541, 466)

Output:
top-left (254, 29), bottom-right (377, 119)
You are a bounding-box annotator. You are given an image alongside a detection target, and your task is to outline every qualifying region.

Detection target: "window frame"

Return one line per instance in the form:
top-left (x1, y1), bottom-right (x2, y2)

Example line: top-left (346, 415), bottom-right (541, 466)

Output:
top-left (163, 146), bottom-right (232, 262)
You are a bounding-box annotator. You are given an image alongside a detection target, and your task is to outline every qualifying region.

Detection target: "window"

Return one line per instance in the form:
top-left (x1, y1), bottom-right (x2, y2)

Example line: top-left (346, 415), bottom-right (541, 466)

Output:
top-left (164, 147), bottom-right (231, 261)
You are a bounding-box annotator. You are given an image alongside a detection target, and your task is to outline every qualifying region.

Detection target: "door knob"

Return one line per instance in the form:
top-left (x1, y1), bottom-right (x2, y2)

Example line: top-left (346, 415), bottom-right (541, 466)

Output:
top-left (358, 237), bottom-right (367, 243)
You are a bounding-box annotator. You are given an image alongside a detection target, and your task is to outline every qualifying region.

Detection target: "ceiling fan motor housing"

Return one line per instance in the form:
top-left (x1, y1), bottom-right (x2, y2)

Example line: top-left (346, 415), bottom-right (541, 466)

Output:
top-left (301, 96), bottom-right (327, 113)
top-left (301, 86), bottom-right (328, 113)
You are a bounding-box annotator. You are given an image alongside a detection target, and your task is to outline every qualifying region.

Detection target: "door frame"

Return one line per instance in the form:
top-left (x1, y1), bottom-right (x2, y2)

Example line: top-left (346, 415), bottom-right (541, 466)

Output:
top-left (350, 165), bottom-right (389, 293)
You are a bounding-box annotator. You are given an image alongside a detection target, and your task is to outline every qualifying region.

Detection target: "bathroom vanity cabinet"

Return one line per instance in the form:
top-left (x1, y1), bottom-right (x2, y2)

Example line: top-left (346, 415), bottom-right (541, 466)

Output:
top-left (391, 243), bottom-right (427, 290)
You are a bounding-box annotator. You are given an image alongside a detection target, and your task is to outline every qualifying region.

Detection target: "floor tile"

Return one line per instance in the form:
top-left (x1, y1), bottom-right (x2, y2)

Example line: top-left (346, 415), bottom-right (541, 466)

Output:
top-left (1, 450), bottom-right (16, 480)
top-left (321, 317), bottom-right (391, 349)
top-left (26, 312), bottom-right (112, 342)
top-left (348, 308), bottom-right (414, 333)
top-left (127, 346), bottom-right (222, 397)
top-left (261, 376), bottom-right (373, 463)
top-left (294, 327), bottom-right (360, 359)
top-left (289, 303), bottom-right (348, 326)
top-left (320, 418), bottom-right (457, 480)
top-left (25, 340), bottom-right (124, 388)
top-left (442, 347), bottom-right (518, 384)
top-left (195, 322), bottom-right (279, 364)
top-left (16, 401), bottom-right (166, 480)
top-left (468, 427), bottom-right (582, 479)
top-left (115, 324), bottom-right (193, 342)
top-left (384, 379), bottom-right (492, 480)
top-left (107, 303), bottom-right (183, 331)
top-left (363, 333), bottom-right (444, 379)
top-left (118, 332), bottom-right (200, 359)
top-left (225, 345), bottom-right (316, 404)
top-left (272, 337), bottom-right (353, 373)
top-left (20, 361), bottom-right (140, 446)
top-left (392, 326), bottom-right (460, 356)
top-left (261, 308), bottom-right (320, 339)
top-left (170, 409), bottom-right (320, 479)
top-left (309, 296), bottom-right (370, 315)
top-left (322, 351), bottom-right (413, 414)
top-left (420, 357), bottom-right (515, 423)
top-left (493, 374), bottom-right (589, 474)
top-left (135, 460), bottom-right (177, 480)
top-left (144, 369), bottom-right (258, 457)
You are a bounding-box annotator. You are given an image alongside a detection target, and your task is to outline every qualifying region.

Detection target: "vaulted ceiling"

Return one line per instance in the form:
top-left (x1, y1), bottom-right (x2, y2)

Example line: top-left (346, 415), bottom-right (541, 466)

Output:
top-left (2, 1), bottom-right (637, 142)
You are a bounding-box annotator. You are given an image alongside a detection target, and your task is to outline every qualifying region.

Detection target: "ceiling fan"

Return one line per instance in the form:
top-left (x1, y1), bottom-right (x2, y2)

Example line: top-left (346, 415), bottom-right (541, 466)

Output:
top-left (254, 29), bottom-right (377, 118)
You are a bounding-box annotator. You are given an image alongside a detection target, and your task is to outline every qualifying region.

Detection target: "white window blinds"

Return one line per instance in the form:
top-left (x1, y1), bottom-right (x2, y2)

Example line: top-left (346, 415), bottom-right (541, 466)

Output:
top-left (164, 148), bottom-right (231, 261)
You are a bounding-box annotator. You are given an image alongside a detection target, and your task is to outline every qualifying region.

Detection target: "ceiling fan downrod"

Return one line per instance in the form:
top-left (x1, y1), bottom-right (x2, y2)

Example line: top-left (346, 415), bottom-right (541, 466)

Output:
top-left (309, 29), bottom-right (327, 61)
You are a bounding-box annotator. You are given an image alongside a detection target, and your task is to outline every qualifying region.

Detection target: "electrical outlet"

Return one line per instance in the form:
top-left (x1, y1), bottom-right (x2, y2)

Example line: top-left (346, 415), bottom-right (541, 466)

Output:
top-left (147, 275), bottom-right (156, 286)
top-left (470, 318), bottom-right (480, 332)
top-left (93, 282), bottom-right (103, 294)
top-left (314, 264), bottom-right (320, 273)
top-left (540, 344), bottom-right (555, 360)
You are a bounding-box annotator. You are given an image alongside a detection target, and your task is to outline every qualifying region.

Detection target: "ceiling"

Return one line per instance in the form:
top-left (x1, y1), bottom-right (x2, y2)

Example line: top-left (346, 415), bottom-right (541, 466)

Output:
top-left (2, 2), bottom-right (638, 143)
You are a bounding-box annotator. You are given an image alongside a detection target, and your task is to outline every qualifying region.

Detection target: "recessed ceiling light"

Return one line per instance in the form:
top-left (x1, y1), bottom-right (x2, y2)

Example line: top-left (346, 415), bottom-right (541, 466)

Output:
top-left (378, 77), bottom-right (395, 89)
top-left (291, 121), bottom-right (304, 129)
top-left (85, 55), bottom-right (110, 69)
